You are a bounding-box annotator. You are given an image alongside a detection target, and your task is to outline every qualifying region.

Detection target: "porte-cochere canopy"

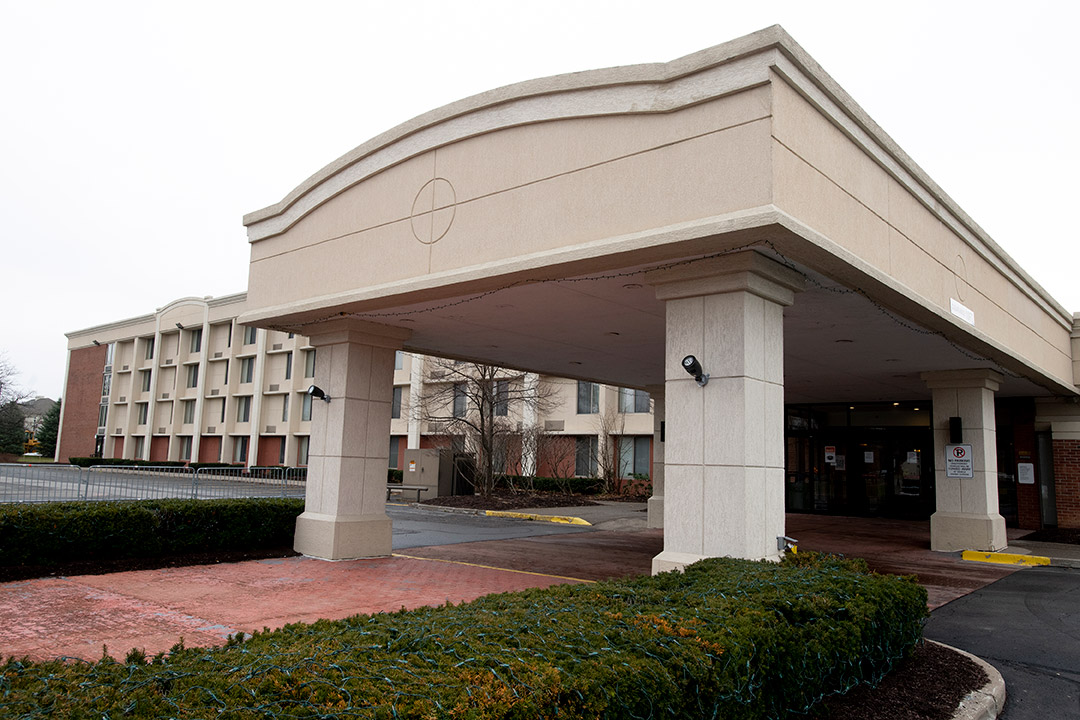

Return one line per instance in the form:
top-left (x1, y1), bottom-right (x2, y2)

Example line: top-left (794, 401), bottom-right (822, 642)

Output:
top-left (238, 26), bottom-right (1079, 567)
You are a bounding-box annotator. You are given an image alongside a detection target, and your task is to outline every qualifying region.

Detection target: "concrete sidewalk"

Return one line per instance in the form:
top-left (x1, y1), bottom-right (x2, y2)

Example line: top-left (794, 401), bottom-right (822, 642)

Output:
top-left (1, 505), bottom-right (1075, 663)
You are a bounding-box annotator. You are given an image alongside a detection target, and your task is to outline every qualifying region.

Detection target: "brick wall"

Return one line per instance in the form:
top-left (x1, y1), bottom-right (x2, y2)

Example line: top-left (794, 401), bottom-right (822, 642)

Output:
top-left (1053, 438), bottom-right (1080, 528)
top-left (57, 345), bottom-right (107, 461)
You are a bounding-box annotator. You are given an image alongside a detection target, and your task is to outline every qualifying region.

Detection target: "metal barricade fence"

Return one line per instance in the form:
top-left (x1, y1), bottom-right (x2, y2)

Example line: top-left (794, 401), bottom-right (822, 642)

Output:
top-left (0, 464), bottom-right (308, 504)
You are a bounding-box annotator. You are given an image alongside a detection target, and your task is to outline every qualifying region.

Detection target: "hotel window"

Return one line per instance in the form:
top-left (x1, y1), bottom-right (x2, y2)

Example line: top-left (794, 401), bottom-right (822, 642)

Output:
top-left (304, 349), bottom-right (316, 378)
top-left (243, 326), bottom-right (257, 345)
top-left (301, 393), bottom-right (312, 421)
top-left (137, 403), bottom-right (148, 425)
top-left (618, 388), bottom-right (650, 414)
top-left (494, 380), bottom-right (509, 416)
top-left (182, 400), bottom-right (196, 424)
top-left (219, 397), bottom-right (226, 423)
top-left (389, 437), bottom-right (399, 469)
top-left (575, 436), bottom-right (598, 477)
top-left (234, 435), bottom-right (249, 464)
top-left (618, 436), bottom-right (651, 478)
top-left (189, 328), bottom-right (202, 354)
top-left (453, 383), bottom-right (466, 418)
top-left (391, 386), bottom-right (402, 419)
top-left (240, 357), bottom-right (254, 384)
top-left (577, 381), bottom-right (599, 414)
top-left (101, 373), bottom-right (111, 398)
top-left (284, 351), bottom-right (293, 380)
top-left (133, 436), bottom-right (145, 459)
top-left (145, 336), bottom-right (155, 360)
top-left (104, 342), bottom-right (115, 367)
top-left (394, 350), bottom-right (404, 370)
top-left (186, 364), bottom-right (199, 388)
top-left (179, 436), bottom-right (192, 461)
top-left (278, 438), bottom-right (286, 465)
top-left (97, 403), bottom-right (108, 428)
top-left (282, 394), bottom-right (289, 422)
top-left (297, 436), bottom-right (309, 466)
top-left (141, 370), bottom-right (152, 392)
top-left (236, 396), bottom-right (251, 423)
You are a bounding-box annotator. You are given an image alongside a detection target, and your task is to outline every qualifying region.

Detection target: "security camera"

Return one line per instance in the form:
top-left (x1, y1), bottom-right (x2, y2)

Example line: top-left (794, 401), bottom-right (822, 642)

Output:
top-left (681, 355), bottom-right (709, 387)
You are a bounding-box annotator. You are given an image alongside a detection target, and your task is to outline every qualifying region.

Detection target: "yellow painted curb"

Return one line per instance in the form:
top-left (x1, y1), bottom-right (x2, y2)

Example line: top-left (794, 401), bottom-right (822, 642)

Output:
top-left (392, 554), bottom-right (595, 584)
top-left (962, 550), bottom-right (1050, 566)
top-left (484, 510), bottom-right (591, 526)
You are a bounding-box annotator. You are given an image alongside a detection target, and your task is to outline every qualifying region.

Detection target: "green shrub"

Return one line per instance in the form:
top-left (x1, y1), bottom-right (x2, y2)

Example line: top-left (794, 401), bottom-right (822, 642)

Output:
top-left (497, 474), bottom-right (603, 494)
top-left (0, 498), bottom-right (304, 568)
top-left (387, 468), bottom-right (404, 483)
top-left (0, 553), bottom-right (926, 719)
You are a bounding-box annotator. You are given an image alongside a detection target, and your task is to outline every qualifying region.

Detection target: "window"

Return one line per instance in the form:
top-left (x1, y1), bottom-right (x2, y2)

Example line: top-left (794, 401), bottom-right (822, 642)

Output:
top-left (278, 438), bottom-right (286, 465)
top-left (243, 326), bottom-right (257, 345)
top-left (287, 332), bottom-right (294, 339)
top-left (236, 396), bottom-right (251, 423)
top-left (618, 436), bottom-right (651, 478)
top-left (234, 435), bottom-right (249, 464)
top-left (389, 437), bottom-right (399, 469)
top-left (104, 342), bottom-right (115, 366)
top-left (227, 323), bottom-right (233, 348)
top-left (145, 336), bottom-right (155, 360)
top-left (179, 436), bottom-right (192, 461)
top-left (219, 397), bottom-right (226, 423)
top-left (223, 359), bottom-right (229, 384)
top-left (140, 370), bottom-right (152, 392)
top-left (618, 388), bottom-right (650, 414)
top-left (97, 403), bottom-right (108, 429)
top-left (137, 403), bottom-right (148, 425)
top-left (297, 436), bottom-right (309, 466)
top-left (453, 383), bottom-right (466, 418)
top-left (240, 357), bottom-right (254, 384)
top-left (133, 436), bottom-right (145, 460)
top-left (186, 364), bottom-right (199, 389)
top-left (391, 386), bottom-right (402, 419)
top-left (301, 393), bottom-right (312, 421)
top-left (575, 436), bottom-right (598, 477)
top-left (101, 373), bottom-right (111, 398)
top-left (189, 328), bottom-right (202, 353)
top-left (182, 400), bottom-right (196, 424)
top-left (394, 351), bottom-right (403, 370)
top-left (304, 349), bottom-right (316, 378)
top-left (284, 351), bottom-right (292, 380)
top-left (282, 393), bottom-right (289, 422)
top-left (577, 381), bottom-right (599, 414)
top-left (495, 380), bottom-right (509, 416)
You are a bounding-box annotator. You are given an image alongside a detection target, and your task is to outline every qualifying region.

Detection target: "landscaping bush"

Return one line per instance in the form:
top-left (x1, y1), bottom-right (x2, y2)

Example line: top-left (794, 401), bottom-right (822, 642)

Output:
top-left (497, 474), bottom-right (603, 494)
top-left (388, 468), bottom-right (403, 483)
top-left (0, 552), bottom-right (926, 719)
top-left (0, 498), bottom-right (304, 569)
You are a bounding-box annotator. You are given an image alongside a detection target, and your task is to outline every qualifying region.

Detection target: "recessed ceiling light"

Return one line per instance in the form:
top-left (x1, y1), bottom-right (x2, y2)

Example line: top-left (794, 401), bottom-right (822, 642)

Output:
top-left (569, 361), bottom-right (583, 365)
top-left (913, 408), bottom-right (920, 411)
top-left (622, 283), bottom-right (643, 290)
top-left (835, 339), bottom-right (854, 344)
top-left (604, 331), bottom-right (621, 336)
top-left (893, 402), bottom-right (900, 406)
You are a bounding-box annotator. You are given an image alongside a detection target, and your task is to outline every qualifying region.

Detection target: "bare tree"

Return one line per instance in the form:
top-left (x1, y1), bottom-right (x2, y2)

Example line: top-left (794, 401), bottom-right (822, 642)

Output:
top-left (532, 428), bottom-right (578, 493)
top-left (0, 352), bottom-right (33, 405)
top-left (593, 405), bottom-right (625, 494)
top-left (416, 358), bottom-right (558, 496)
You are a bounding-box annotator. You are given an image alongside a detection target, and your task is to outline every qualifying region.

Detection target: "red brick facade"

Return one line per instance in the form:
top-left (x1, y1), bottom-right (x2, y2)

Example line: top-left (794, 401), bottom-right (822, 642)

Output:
top-left (57, 345), bottom-right (108, 462)
top-left (1054, 438), bottom-right (1080, 529)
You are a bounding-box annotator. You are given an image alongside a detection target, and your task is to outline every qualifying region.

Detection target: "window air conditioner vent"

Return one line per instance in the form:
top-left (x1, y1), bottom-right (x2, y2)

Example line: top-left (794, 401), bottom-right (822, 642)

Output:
top-left (115, 428), bottom-right (121, 435)
top-left (207, 426), bottom-right (216, 434)
top-left (122, 365), bottom-right (129, 371)
top-left (118, 396), bottom-right (126, 403)
top-left (269, 384), bottom-right (280, 392)
top-left (161, 393), bottom-right (170, 400)
top-left (213, 352), bottom-right (223, 359)
top-left (210, 389), bottom-right (220, 396)
top-left (430, 370), bottom-right (446, 379)
top-left (164, 358), bottom-right (174, 365)
top-left (157, 427), bottom-right (166, 434)
top-left (427, 422), bottom-right (445, 433)
top-left (544, 420), bottom-right (565, 431)
top-left (272, 343), bottom-right (282, 351)
top-left (265, 425), bottom-right (276, 433)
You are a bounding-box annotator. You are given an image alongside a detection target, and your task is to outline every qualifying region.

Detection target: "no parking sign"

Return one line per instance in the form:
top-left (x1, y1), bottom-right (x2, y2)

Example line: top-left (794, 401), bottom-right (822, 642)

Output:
top-left (945, 444), bottom-right (973, 478)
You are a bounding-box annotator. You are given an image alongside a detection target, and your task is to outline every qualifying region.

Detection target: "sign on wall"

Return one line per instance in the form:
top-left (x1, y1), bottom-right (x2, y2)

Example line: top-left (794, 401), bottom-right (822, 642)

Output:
top-left (945, 444), bottom-right (973, 478)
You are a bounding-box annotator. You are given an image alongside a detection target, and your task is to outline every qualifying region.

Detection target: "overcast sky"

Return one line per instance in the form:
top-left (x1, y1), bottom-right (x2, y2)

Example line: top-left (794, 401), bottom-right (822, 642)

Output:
top-left (2, 0), bottom-right (1077, 400)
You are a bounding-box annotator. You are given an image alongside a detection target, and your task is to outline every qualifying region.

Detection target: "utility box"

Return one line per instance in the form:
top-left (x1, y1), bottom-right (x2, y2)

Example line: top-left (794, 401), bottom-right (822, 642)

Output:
top-left (402, 448), bottom-right (452, 497)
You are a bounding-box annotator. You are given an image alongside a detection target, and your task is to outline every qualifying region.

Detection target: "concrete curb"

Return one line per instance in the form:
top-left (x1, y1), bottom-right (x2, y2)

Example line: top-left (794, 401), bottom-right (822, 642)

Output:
top-left (403, 502), bottom-right (592, 526)
top-left (961, 550), bottom-right (1050, 567)
top-left (928, 640), bottom-right (1006, 720)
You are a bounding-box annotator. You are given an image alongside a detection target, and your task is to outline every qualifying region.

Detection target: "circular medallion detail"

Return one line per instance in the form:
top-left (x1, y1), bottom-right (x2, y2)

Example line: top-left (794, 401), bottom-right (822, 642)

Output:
top-left (410, 177), bottom-right (456, 245)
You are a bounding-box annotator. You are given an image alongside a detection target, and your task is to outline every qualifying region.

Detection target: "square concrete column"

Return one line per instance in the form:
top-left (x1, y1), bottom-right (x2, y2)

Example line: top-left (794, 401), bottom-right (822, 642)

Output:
top-left (294, 319), bottom-right (411, 560)
top-left (645, 385), bottom-right (665, 529)
top-left (649, 252), bottom-right (803, 573)
top-left (922, 369), bottom-right (1007, 552)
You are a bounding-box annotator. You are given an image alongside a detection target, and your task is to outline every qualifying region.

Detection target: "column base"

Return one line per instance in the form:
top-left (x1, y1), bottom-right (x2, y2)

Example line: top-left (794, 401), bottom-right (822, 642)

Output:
top-left (647, 495), bottom-right (664, 529)
top-left (651, 548), bottom-right (781, 575)
top-left (930, 511), bottom-right (1007, 552)
top-left (294, 511), bottom-right (392, 560)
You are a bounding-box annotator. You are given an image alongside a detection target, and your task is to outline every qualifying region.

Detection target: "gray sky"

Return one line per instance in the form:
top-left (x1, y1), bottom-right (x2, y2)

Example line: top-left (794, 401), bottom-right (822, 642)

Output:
top-left (2, 0), bottom-right (1077, 400)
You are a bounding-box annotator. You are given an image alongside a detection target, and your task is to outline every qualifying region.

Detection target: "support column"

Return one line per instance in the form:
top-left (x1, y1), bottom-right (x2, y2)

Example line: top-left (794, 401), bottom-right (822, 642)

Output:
top-left (922, 369), bottom-right (1007, 552)
top-left (293, 319), bottom-right (411, 560)
top-left (650, 252), bottom-right (803, 573)
top-left (646, 385), bottom-right (665, 529)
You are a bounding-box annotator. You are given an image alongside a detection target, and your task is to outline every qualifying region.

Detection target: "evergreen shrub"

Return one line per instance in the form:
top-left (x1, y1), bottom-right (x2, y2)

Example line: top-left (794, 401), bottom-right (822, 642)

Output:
top-left (0, 552), bottom-right (927, 719)
top-left (0, 498), bottom-right (303, 568)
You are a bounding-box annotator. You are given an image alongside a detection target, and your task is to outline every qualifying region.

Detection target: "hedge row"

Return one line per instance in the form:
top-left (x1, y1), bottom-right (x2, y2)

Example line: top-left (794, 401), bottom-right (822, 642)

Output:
top-left (0, 553), bottom-right (926, 719)
top-left (0, 498), bottom-right (304, 568)
top-left (497, 474), bottom-right (604, 494)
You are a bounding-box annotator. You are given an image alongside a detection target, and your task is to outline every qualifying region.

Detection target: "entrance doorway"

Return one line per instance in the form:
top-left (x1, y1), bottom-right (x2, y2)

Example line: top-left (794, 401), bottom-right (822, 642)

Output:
top-left (785, 404), bottom-right (935, 519)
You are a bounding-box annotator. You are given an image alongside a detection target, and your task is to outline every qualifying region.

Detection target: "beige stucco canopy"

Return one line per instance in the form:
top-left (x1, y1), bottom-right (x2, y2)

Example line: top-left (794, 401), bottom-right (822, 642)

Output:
top-left (239, 26), bottom-right (1079, 567)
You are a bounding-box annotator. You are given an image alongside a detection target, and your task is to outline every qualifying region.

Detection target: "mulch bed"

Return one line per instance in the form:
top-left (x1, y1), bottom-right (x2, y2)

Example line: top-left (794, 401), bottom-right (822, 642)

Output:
top-left (420, 490), bottom-right (603, 511)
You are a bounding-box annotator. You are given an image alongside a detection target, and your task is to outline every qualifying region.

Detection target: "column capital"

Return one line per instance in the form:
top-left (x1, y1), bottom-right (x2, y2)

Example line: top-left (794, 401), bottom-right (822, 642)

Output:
top-left (648, 250), bottom-right (805, 306)
top-left (921, 368), bottom-right (1003, 392)
top-left (305, 318), bottom-right (412, 349)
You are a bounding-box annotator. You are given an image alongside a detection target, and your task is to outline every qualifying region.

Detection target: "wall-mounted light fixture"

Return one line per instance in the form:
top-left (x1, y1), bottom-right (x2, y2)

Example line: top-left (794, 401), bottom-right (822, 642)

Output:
top-left (681, 355), bottom-right (709, 387)
top-left (175, 322), bottom-right (184, 330)
top-left (307, 384), bottom-right (331, 403)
